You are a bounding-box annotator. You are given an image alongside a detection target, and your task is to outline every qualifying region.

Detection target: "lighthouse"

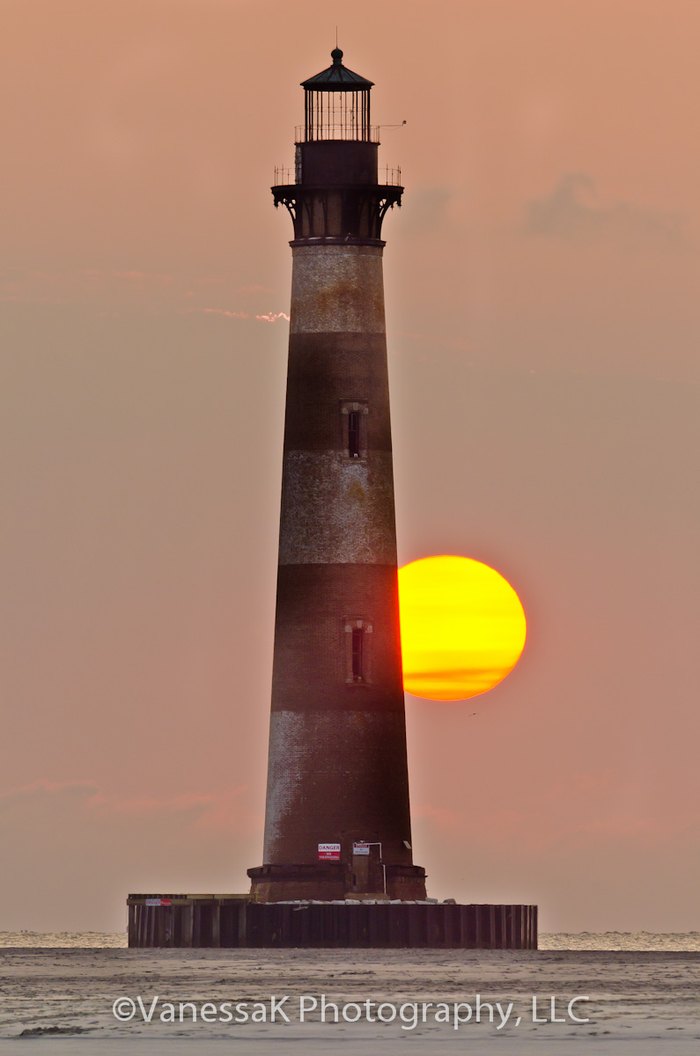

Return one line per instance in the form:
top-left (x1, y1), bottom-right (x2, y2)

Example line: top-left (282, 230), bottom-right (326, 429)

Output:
top-left (247, 48), bottom-right (427, 902)
top-left (126, 49), bottom-right (538, 946)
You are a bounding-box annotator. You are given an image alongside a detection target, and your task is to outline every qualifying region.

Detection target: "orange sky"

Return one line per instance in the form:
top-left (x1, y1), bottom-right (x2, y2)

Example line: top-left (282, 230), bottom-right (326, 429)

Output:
top-left (1, 0), bottom-right (699, 932)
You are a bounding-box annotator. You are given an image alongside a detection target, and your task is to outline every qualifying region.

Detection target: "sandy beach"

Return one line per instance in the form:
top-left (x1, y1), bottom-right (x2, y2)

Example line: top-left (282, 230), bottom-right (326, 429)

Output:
top-left (1, 936), bottom-right (698, 1055)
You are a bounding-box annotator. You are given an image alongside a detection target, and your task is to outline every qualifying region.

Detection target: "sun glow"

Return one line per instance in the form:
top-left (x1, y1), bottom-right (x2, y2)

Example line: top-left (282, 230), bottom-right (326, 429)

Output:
top-left (398, 555), bottom-right (527, 701)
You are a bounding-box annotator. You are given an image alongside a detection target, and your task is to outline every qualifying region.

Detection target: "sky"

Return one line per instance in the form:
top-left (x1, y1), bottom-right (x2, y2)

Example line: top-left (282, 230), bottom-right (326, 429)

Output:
top-left (1, 0), bottom-right (699, 934)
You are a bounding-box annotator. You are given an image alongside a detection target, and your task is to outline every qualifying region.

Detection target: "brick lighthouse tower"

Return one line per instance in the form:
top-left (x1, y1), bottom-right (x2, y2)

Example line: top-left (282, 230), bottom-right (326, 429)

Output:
top-left (126, 49), bottom-right (538, 947)
top-left (248, 48), bottom-right (427, 902)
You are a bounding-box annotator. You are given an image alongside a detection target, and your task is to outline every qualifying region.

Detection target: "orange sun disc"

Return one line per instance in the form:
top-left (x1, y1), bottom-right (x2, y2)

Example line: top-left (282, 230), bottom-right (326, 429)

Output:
top-left (398, 555), bottom-right (527, 701)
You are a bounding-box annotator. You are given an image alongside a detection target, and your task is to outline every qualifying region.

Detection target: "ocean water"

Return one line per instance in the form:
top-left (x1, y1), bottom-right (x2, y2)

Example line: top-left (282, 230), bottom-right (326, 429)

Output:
top-left (0, 934), bottom-right (697, 1055)
top-left (1, 929), bottom-right (698, 950)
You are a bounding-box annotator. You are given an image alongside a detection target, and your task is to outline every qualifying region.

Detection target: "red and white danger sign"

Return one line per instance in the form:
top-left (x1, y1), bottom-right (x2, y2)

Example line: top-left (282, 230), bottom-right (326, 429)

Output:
top-left (317, 842), bottom-right (341, 861)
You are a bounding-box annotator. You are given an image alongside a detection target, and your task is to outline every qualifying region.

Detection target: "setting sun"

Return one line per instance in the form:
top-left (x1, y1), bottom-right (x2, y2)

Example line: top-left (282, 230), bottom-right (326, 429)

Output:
top-left (398, 555), bottom-right (527, 701)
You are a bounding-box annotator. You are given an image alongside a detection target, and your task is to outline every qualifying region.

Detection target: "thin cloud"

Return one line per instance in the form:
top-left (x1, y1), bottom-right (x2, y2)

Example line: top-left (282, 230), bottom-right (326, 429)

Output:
top-left (193, 307), bottom-right (289, 323)
top-left (526, 173), bottom-right (686, 247)
top-left (0, 779), bottom-right (247, 831)
top-left (197, 307), bottom-right (250, 319)
top-left (255, 311), bottom-right (289, 323)
top-left (412, 802), bottom-right (462, 831)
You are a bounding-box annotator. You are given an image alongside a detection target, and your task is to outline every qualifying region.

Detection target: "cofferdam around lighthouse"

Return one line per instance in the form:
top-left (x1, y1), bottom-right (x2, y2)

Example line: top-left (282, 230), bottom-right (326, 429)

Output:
top-left (127, 48), bottom-right (537, 950)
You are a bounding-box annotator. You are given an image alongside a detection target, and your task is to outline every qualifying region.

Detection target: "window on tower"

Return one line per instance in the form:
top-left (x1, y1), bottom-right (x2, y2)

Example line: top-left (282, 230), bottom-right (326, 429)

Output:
top-left (341, 401), bottom-right (368, 459)
top-left (344, 619), bottom-right (373, 684)
top-left (351, 628), bottom-right (364, 681)
top-left (348, 411), bottom-right (361, 458)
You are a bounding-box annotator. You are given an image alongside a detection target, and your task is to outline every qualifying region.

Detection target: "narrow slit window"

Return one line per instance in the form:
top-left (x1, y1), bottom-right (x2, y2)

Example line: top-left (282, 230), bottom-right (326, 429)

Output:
top-left (351, 628), bottom-right (364, 682)
top-left (344, 618), bottom-right (373, 684)
top-left (340, 400), bottom-right (368, 459)
top-left (348, 410), bottom-right (361, 458)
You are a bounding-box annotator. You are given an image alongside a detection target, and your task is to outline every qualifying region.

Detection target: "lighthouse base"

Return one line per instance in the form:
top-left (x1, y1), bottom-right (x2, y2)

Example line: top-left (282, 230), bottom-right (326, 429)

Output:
top-left (127, 895), bottom-right (538, 949)
top-left (247, 862), bottom-right (428, 902)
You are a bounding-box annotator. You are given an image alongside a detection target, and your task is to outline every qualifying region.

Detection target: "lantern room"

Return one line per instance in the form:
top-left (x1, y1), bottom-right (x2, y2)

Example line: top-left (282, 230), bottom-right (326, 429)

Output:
top-left (300, 48), bottom-right (375, 142)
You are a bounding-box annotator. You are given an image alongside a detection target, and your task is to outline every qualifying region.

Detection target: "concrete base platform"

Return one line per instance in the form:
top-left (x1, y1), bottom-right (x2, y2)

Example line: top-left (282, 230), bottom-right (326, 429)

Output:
top-left (248, 861), bottom-right (428, 902)
top-left (127, 895), bottom-right (538, 949)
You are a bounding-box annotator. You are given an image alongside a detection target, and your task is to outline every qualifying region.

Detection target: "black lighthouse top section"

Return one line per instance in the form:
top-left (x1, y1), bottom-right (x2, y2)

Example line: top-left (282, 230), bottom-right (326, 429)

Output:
top-left (273, 50), bottom-right (402, 244)
top-left (300, 49), bottom-right (374, 142)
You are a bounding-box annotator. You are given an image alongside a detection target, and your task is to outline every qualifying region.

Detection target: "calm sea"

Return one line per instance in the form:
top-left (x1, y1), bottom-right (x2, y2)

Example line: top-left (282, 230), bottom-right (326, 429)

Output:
top-left (0, 937), bottom-right (698, 1054)
top-left (1, 930), bottom-right (698, 950)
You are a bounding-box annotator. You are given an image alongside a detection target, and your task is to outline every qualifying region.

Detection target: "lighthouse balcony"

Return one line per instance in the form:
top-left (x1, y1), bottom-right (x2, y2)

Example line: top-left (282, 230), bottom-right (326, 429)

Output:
top-left (294, 124), bottom-right (380, 143)
top-left (273, 163), bottom-right (402, 188)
